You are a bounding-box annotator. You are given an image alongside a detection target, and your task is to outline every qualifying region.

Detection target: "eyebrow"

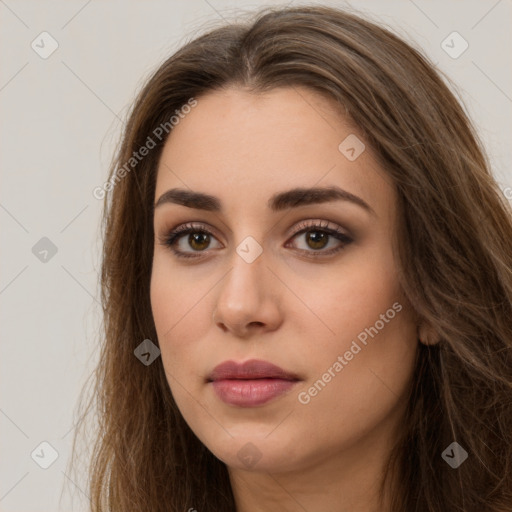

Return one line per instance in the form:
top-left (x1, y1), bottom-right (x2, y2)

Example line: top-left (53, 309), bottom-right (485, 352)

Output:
top-left (153, 186), bottom-right (375, 215)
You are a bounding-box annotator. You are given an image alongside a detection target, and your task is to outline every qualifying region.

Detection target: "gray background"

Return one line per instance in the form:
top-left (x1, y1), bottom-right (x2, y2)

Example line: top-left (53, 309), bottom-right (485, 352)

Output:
top-left (1, 1), bottom-right (511, 511)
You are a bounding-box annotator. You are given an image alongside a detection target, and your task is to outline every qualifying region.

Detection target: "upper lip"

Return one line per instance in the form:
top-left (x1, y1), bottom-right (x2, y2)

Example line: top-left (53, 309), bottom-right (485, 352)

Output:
top-left (207, 359), bottom-right (300, 382)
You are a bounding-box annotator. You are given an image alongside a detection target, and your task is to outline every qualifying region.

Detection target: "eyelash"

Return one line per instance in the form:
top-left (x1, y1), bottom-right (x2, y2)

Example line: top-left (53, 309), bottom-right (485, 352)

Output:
top-left (158, 220), bottom-right (353, 260)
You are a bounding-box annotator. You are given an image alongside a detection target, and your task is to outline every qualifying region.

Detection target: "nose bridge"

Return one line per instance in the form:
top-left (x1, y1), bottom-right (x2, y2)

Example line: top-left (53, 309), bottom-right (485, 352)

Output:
top-left (220, 209), bottom-right (269, 292)
top-left (213, 232), bottom-right (283, 333)
top-left (219, 240), bottom-right (267, 307)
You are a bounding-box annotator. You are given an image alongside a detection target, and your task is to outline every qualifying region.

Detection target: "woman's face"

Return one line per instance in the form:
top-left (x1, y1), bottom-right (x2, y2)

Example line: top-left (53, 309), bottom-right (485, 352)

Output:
top-left (150, 86), bottom-right (418, 475)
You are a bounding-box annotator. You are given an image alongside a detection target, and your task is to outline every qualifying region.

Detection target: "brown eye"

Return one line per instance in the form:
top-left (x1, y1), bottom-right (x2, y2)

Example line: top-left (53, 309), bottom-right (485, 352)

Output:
top-left (287, 220), bottom-right (353, 257)
top-left (160, 220), bottom-right (353, 260)
top-left (187, 232), bottom-right (211, 251)
top-left (303, 230), bottom-right (330, 250)
top-left (159, 223), bottom-right (222, 259)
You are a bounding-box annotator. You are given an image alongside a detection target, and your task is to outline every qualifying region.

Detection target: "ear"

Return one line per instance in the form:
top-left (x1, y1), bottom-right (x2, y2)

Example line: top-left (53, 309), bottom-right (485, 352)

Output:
top-left (417, 322), bottom-right (441, 346)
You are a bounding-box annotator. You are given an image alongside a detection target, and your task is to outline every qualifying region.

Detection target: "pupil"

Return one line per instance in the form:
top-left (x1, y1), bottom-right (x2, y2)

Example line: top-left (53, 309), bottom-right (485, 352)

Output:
top-left (307, 231), bottom-right (328, 249)
top-left (190, 233), bottom-right (209, 250)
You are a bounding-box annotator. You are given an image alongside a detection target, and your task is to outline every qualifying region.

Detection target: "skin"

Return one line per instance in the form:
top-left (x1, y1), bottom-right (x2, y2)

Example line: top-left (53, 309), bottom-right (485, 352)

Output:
top-left (150, 86), bottom-right (435, 512)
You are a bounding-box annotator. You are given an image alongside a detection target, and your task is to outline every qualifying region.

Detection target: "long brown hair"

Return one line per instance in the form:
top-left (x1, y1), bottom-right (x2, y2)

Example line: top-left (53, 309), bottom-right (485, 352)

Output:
top-left (68, 5), bottom-right (512, 511)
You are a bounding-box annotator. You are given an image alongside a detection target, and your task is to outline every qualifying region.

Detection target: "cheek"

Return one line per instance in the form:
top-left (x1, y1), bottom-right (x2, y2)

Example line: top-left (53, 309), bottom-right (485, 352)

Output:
top-left (150, 253), bottom-right (202, 338)
top-left (150, 267), bottom-right (213, 442)
top-left (149, 255), bottom-right (213, 381)
top-left (150, 252), bottom-right (186, 313)
top-left (289, 242), bottom-right (402, 347)
top-left (292, 285), bottom-right (416, 455)
top-left (150, 257), bottom-right (189, 369)
top-left (291, 241), bottom-right (416, 403)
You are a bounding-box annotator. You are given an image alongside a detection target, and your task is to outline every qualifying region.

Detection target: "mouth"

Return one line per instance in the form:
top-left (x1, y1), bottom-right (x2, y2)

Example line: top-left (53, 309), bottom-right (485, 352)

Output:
top-left (207, 359), bottom-right (301, 407)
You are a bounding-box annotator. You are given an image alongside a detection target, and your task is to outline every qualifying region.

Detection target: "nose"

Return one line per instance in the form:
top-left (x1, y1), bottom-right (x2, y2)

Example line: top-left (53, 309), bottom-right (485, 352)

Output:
top-left (212, 248), bottom-right (283, 338)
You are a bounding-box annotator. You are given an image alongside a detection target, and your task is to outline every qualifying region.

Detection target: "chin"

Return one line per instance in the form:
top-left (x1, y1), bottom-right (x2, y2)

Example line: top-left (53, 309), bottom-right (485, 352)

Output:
top-left (201, 430), bottom-right (308, 473)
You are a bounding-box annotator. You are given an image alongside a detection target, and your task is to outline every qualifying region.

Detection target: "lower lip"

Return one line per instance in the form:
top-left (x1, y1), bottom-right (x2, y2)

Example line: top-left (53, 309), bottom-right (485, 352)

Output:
top-left (210, 378), bottom-right (298, 406)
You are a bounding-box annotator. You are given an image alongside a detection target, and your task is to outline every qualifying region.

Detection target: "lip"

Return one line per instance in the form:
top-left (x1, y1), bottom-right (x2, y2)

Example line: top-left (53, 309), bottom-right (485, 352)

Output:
top-left (207, 359), bottom-right (301, 407)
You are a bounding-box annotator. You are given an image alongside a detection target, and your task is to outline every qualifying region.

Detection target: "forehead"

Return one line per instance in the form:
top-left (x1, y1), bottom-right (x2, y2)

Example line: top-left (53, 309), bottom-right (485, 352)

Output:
top-left (154, 86), bottom-right (394, 219)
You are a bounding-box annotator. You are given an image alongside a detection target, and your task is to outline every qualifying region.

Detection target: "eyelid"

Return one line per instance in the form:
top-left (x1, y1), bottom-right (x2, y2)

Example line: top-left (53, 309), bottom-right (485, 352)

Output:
top-left (288, 219), bottom-right (351, 239)
top-left (156, 221), bottom-right (220, 246)
top-left (158, 218), bottom-right (353, 259)
top-left (161, 219), bottom-right (350, 240)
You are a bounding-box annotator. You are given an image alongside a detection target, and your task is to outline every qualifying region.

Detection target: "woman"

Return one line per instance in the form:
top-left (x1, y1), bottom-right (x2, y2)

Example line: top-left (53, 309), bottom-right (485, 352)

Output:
top-left (71, 5), bottom-right (512, 511)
